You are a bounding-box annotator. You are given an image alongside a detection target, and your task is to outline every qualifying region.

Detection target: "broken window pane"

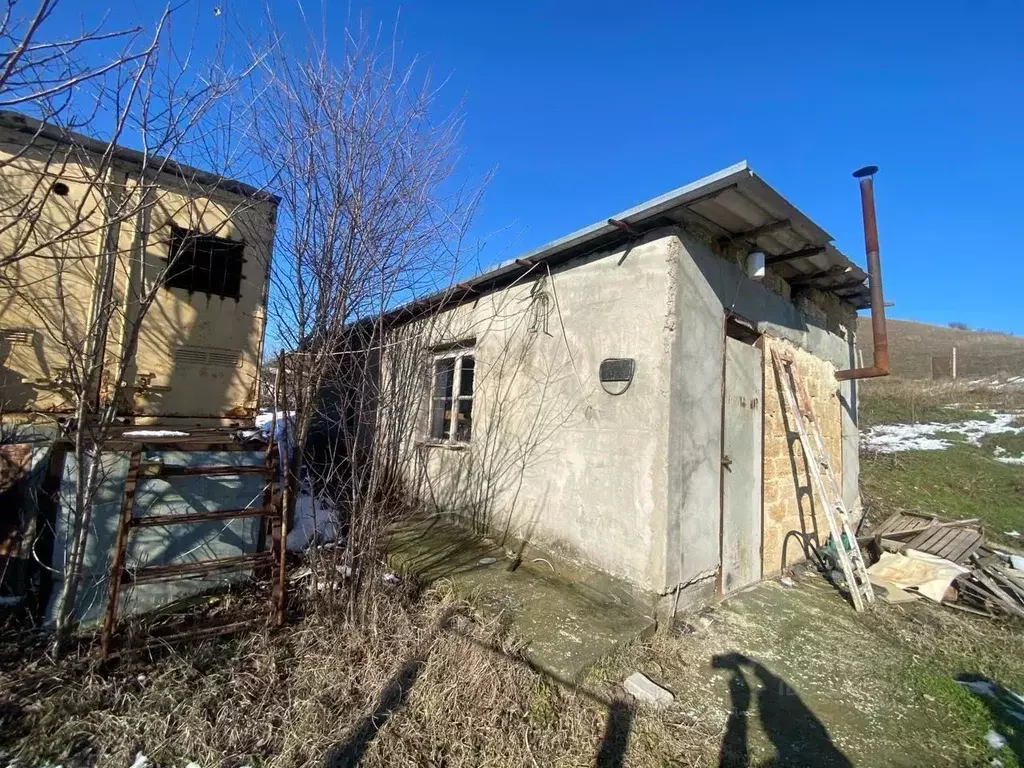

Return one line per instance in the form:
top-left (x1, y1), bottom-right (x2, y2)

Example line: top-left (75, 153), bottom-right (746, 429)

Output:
top-left (165, 225), bottom-right (246, 299)
top-left (460, 356), bottom-right (475, 397)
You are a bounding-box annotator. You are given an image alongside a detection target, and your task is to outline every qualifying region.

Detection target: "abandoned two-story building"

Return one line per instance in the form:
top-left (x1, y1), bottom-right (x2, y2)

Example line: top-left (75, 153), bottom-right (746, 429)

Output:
top-left (382, 162), bottom-right (884, 615)
top-left (0, 111), bottom-right (280, 628)
top-left (0, 110), bottom-right (277, 426)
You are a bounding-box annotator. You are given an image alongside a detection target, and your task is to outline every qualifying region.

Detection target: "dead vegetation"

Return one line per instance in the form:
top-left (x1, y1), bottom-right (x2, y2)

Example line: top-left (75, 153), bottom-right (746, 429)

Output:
top-left (858, 374), bottom-right (1024, 429)
top-left (0, 571), bottom-right (733, 768)
top-left (857, 318), bottom-right (1024, 379)
top-left (0, 582), bottom-right (595, 768)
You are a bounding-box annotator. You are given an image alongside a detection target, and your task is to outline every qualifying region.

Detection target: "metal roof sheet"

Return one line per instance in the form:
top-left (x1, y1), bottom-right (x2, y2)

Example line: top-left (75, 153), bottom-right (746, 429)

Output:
top-left (382, 162), bottom-right (873, 327)
top-left (477, 160), bottom-right (870, 308)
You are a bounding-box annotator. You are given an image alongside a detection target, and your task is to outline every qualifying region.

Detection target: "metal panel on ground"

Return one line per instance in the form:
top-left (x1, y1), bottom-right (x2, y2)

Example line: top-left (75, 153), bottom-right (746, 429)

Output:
top-left (720, 337), bottom-right (764, 594)
top-left (46, 448), bottom-right (266, 626)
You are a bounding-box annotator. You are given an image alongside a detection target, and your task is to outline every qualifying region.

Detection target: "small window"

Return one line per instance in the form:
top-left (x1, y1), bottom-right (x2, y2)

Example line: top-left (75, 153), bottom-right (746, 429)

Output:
top-left (164, 224), bottom-right (245, 299)
top-left (429, 350), bottom-right (474, 443)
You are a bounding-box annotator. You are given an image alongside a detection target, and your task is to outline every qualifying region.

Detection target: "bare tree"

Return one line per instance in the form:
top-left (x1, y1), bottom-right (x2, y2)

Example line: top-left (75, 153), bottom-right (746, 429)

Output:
top-left (0, 1), bottom-right (271, 652)
top-left (246, 17), bottom-right (485, 622)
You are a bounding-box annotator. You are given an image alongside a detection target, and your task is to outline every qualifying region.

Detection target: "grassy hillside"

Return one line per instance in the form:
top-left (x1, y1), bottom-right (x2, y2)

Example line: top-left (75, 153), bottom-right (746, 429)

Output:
top-left (856, 317), bottom-right (1024, 379)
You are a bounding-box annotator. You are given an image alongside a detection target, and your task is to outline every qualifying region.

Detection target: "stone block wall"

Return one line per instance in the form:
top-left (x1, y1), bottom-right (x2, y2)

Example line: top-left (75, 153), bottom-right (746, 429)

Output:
top-left (761, 337), bottom-right (844, 576)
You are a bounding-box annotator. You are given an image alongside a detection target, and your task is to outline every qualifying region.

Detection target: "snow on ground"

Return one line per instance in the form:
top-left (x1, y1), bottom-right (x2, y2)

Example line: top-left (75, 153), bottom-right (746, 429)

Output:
top-left (963, 374), bottom-right (1024, 392)
top-left (288, 491), bottom-right (338, 551)
top-left (993, 445), bottom-right (1024, 466)
top-left (122, 429), bottom-right (189, 437)
top-left (255, 411), bottom-right (339, 551)
top-left (862, 412), bottom-right (1023, 454)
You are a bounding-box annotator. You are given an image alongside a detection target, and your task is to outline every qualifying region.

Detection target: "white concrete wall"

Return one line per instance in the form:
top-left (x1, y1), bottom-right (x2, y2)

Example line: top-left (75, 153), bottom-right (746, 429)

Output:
top-left (396, 233), bottom-right (679, 591)
top-left (389, 225), bottom-right (860, 601)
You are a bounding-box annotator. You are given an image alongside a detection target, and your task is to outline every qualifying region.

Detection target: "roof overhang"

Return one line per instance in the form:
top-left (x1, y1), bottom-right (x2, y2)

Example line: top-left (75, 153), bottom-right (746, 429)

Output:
top-left (0, 110), bottom-right (280, 205)
top-left (386, 161), bottom-right (872, 326)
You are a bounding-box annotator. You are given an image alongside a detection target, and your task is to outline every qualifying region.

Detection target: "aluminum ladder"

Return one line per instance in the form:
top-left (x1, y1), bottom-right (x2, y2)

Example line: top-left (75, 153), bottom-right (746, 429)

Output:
top-left (770, 347), bottom-right (875, 612)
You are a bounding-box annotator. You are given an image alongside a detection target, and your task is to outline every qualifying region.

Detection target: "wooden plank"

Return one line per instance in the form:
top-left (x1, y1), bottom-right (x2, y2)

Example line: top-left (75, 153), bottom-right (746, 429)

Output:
top-left (943, 531), bottom-right (984, 564)
top-left (871, 514), bottom-right (909, 536)
top-left (906, 526), bottom-right (944, 552)
top-left (926, 528), bottom-right (961, 557)
top-left (971, 570), bottom-right (1024, 618)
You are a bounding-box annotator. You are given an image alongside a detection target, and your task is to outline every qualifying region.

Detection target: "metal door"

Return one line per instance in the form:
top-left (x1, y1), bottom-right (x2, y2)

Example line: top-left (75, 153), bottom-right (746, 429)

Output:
top-left (720, 336), bottom-right (763, 594)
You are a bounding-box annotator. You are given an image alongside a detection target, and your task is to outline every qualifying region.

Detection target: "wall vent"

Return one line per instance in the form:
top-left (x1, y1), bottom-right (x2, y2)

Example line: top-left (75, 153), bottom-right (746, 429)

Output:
top-left (0, 329), bottom-right (34, 346)
top-left (174, 346), bottom-right (241, 368)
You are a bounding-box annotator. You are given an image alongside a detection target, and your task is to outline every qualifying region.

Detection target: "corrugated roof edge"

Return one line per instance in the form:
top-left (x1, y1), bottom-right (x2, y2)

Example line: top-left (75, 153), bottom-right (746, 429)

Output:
top-left (377, 161), bottom-right (870, 326)
top-left (0, 110), bottom-right (280, 205)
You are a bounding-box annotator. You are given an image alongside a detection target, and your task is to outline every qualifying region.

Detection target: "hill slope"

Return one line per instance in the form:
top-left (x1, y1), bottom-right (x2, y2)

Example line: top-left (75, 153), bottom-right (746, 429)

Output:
top-left (856, 317), bottom-right (1024, 379)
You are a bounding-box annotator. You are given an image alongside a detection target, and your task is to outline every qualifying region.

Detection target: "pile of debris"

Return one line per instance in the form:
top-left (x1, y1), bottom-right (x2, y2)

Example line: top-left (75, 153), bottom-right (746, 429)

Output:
top-left (957, 551), bottom-right (1024, 619)
top-left (860, 512), bottom-right (1024, 618)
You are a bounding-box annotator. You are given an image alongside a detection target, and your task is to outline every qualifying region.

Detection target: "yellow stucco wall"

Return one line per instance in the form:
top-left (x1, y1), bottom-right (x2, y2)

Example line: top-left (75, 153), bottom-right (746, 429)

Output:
top-left (0, 126), bottom-right (275, 423)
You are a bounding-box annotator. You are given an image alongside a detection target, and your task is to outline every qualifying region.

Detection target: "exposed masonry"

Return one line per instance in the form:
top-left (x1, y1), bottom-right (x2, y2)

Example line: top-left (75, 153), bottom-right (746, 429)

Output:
top-left (761, 337), bottom-right (845, 575)
top-left (685, 218), bottom-right (859, 336)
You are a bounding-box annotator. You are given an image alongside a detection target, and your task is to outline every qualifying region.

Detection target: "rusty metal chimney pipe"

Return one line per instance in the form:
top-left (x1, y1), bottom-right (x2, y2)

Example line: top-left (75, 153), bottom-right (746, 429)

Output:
top-left (836, 165), bottom-right (890, 381)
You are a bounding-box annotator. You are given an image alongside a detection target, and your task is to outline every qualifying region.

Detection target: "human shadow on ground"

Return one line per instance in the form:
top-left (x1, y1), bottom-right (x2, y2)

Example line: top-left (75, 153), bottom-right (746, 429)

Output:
top-left (712, 652), bottom-right (852, 768)
top-left (956, 673), bottom-right (1024, 763)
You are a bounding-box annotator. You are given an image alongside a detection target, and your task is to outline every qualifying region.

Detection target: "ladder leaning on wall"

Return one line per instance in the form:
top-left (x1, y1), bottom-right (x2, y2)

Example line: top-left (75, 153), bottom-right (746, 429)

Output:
top-left (770, 347), bottom-right (875, 612)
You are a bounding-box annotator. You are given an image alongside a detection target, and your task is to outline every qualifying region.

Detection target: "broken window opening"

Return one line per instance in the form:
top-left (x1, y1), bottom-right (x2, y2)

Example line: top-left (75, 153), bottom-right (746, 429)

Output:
top-left (164, 224), bottom-right (245, 299)
top-left (429, 349), bottom-right (474, 443)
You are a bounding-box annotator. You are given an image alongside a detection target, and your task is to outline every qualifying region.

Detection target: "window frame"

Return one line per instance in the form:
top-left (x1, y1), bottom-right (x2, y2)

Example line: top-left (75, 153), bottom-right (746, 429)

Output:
top-left (427, 348), bottom-right (475, 445)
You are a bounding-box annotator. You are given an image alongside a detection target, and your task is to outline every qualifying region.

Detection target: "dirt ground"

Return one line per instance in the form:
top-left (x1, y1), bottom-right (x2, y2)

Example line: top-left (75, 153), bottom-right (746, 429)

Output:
top-left (596, 572), bottom-right (1024, 767)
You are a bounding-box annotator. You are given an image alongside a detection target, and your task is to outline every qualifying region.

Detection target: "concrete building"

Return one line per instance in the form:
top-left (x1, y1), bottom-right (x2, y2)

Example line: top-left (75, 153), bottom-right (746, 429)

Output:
top-left (0, 111), bottom-right (277, 426)
top-left (386, 162), bottom-right (877, 615)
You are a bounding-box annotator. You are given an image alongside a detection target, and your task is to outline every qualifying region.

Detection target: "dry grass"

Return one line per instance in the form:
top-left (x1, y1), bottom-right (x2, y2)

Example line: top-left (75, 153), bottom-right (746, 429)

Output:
top-left (857, 318), bottom-right (1024, 380)
top-left (858, 375), bottom-right (1024, 428)
top-left (0, 580), bottom-right (721, 768)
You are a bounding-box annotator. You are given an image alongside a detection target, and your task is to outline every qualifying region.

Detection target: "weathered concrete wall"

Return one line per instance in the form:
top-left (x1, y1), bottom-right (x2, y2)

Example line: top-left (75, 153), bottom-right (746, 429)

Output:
top-left (394, 233), bottom-right (679, 592)
top-left (663, 229), bottom-right (859, 602)
top-left (388, 224), bottom-right (860, 603)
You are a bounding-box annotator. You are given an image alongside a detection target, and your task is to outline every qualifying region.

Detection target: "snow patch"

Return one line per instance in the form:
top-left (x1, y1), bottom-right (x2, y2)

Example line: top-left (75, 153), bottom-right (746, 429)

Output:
top-left (122, 429), bottom-right (189, 437)
top-left (862, 412), bottom-right (1023, 454)
top-left (287, 491), bottom-right (338, 552)
top-left (993, 445), bottom-right (1024, 466)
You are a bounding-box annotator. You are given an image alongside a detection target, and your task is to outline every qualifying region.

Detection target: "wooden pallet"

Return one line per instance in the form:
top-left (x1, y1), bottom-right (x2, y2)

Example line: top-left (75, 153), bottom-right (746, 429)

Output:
top-left (864, 512), bottom-right (983, 564)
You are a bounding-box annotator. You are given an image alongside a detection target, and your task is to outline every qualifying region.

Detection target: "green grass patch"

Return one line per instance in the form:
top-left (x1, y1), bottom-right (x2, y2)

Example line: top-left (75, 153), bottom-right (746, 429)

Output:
top-left (984, 432), bottom-right (1024, 456)
top-left (900, 667), bottom-right (1022, 768)
top-left (860, 394), bottom-right (994, 429)
top-left (861, 444), bottom-right (1024, 546)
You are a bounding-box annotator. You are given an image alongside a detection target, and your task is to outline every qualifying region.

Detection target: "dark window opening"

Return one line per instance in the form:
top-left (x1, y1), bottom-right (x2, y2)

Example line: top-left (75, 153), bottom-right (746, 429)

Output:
top-left (164, 224), bottom-right (245, 299)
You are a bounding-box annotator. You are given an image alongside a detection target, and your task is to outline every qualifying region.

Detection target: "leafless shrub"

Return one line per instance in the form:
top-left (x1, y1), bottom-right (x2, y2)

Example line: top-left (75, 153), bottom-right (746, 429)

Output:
top-left (244, 14), bottom-right (486, 623)
top-left (0, 0), bottom-right (273, 652)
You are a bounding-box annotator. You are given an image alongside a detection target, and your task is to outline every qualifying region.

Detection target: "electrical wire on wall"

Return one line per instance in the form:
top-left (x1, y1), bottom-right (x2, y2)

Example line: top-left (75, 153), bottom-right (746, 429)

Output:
top-left (544, 262), bottom-right (595, 413)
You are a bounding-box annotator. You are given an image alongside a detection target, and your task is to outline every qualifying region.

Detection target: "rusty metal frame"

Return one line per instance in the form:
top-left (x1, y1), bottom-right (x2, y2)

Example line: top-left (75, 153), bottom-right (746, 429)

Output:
top-left (99, 436), bottom-right (285, 658)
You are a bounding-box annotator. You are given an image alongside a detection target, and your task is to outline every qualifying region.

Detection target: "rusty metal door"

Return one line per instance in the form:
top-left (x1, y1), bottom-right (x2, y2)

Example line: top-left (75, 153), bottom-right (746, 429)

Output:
top-left (720, 336), bottom-right (763, 594)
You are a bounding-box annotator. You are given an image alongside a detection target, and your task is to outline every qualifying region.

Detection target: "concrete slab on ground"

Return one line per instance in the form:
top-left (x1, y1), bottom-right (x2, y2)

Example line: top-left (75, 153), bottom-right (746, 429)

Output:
top-left (386, 515), bottom-right (656, 682)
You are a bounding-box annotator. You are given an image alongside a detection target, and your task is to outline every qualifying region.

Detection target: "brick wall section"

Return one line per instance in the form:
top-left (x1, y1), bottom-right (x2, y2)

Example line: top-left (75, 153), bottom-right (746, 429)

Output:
top-left (762, 336), bottom-right (844, 576)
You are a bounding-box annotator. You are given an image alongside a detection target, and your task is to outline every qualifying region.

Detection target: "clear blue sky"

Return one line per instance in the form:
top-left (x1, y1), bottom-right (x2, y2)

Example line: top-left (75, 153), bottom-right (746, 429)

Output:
top-left (53, 0), bottom-right (1024, 333)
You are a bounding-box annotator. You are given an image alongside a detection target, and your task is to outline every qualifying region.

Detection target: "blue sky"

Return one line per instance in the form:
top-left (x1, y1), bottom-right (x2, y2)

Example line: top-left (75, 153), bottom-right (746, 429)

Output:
top-left (53, 0), bottom-right (1024, 333)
